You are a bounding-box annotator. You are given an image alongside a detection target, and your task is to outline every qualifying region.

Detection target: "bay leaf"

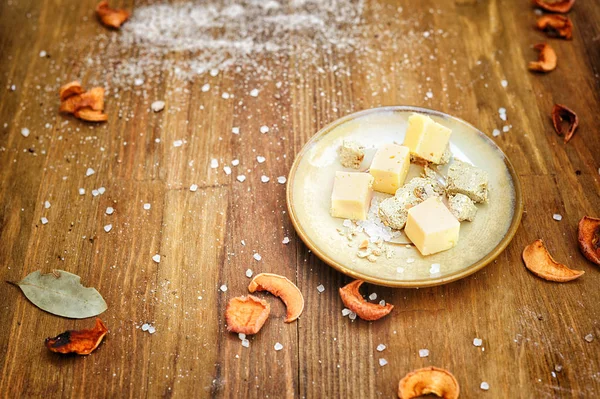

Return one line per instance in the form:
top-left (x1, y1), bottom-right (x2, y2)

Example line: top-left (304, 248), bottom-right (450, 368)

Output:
top-left (15, 270), bottom-right (107, 318)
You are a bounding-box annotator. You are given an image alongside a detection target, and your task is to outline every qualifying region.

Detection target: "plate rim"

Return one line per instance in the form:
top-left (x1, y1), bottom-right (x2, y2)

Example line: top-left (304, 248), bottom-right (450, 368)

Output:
top-left (286, 105), bottom-right (524, 288)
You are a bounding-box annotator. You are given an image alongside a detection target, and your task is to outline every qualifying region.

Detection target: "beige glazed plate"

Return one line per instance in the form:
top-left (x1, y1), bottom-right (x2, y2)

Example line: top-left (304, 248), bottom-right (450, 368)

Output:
top-left (286, 106), bottom-right (523, 288)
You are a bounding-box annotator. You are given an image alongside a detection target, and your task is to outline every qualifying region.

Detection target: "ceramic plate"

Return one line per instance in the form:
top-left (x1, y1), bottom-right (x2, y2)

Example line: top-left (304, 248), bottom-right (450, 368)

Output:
top-left (286, 106), bottom-right (523, 288)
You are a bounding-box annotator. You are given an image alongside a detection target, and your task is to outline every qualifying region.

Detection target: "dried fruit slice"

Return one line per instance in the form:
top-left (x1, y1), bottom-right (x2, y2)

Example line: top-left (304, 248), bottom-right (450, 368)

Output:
top-left (398, 367), bottom-right (459, 399)
top-left (536, 15), bottom-right (573, 39)
top-left (45, 318), bottom-right (108, 355)
top-left (59, 81), bottom-right (84, 101)
top-left (248, 273), bottom-right (304, 322)
top-left (226, 295), bottom-right (270, 335)
top-left (532, 0), bottom-right (575, 13)
top-left (578, 216), bottom-right (600, 266)
top-left (551, 104), bottom-right (579, 143)
top-left (528, 43), bottom-right (557, 72)
top-left (339, 280), bottom-right (393, 321)
top-left (59, 87), bottom-right (105, 114)
top-left (96, 1), bottom-right (130, 29)
top-left (75, 108), bottom-right (109, 122)
top-left (522, 239), bottom-right (584, 282)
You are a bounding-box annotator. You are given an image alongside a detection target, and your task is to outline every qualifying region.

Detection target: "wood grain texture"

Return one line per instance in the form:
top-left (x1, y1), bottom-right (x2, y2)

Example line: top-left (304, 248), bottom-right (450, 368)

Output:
top-left (0, 0), bottom-right (599, 398)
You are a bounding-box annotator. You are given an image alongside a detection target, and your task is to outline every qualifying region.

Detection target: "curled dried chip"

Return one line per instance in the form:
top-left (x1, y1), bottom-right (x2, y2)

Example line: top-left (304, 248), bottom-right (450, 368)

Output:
top-left (59, 87), bottom-right (105, 114)
top-left (96, 1), bottom-right (130, 29)
top-left (398, 367), bottom-right (459, 399)
top-left (75, 108), bottom-right (109, 122)
top-left (532, 0), bottom-right (575, 13)
top-left (522, 239), bottom-right (584, 282)
top-left (536, 15), bottom-right (573, 40)
top-left (339, 280), bottom-right (393, 321)
top-left (59, 81), bottom-right (84, 101)
top-left (226, 295), bottom-right (270, 335)
top-left (45, 318), bottom-right (107, 355)
top-left (551, 104), bottom-right (579, 143)
top-left (578, 216), bottom-right (600, 266)
top-left (248, 273), bottom-right (304, 322)
top-left (528, 43), bottom-right (557, 72)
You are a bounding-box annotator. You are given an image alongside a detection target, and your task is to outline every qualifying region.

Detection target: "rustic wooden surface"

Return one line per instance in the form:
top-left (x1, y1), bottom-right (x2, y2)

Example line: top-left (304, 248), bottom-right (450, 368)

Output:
top-left (0, 0), bottom-right (599, 397)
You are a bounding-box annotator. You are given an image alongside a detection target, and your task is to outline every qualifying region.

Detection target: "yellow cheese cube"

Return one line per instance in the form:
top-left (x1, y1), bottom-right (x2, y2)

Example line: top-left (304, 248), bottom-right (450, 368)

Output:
top-left (369, 144), bottom-right (411, 194)
top-left (330, 171), bottom-right (374, 220)
top-left (403, 113), bottom-right (452, 164)
top-left (405, 197), bottom-right (460, 256)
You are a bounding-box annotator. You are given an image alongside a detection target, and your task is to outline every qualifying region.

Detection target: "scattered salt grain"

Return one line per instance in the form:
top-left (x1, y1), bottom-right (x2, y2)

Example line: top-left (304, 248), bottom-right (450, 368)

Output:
top-left (44, 201), bottom-right (51, 209)
top-left (148, 326), bottom-right (156, 334)
top-left (134, 78), bottom-right (144, 86)
top-left (79, 188), bottom-right (86, 195)
top-left (341, 308), bottom-right (351, 316)
top-left (379, 300), bottom-right (386, 306)
top-left (501, 80), bottom-right (508, 88)
top-left (418, 349), bottom-right (429, 358)
top-left (473, 338), bottom-right (483, 347)
top-left (231, 159), bottom-right (240, 166)
top-left (92, 190), bottom-right (100, 197)
top-left (368, 293), bottom-right (377, 301)
top-left (98, 187), bottom-right (106, 195)
top-left (40, 217), bottom-right (48, 225)
top-left (210, 158), bottom-right (219, 168)
top-left (250, 89), bottom-right (259, 97)
top-left (555, 365), bottom-right (563, 372)
top-left (151, 101), bottom-right (165, 112)
top-left (317, 284), bottom-right (325, 293)
top-left (210, 69), bottom-right (219, 76)
top-left (21, 128), bottom-right (30, 137)
top-left (86, 168), bottom-right (95, 176)
top-left (553, 214), bottom-right (562, 221)
top-left (260, 125), bottom-right (269, 134)
top-left (348, 312), bottom-right (357, 320)
top-left (238, 333), bottom-right (246, 340)
top-left (106, 206), bottom-right (114, 215)
top-left (223, 166), bottom-right (232, 175)
top-left (480, 382), bottom-right (490, 391)
top-left (144, 203), bottom-right (151, 210)
top-left (379, 358), bottom-right (388, 367)
top-left (190, 184), bottom-right (198, 192)
top-left (584, 333), bottom-right (594, 343)
top-left (376, 344), bottom-right (386, 352)
top-left (253, 253), bottom-right (262, 261)
top-left (231, 127), bottom-right (240, 134)
top-left (173, 140), bottom-right (183, 147)
top-left (492, 129), bottom-right (501, 137)
top-left (551, 371), bottom-right (557, 378)
top-left (237, 175), bottom-right (246, 182)
top-left (502, 125), bottom-right (510, 133)
top-left (241, 339), bottom-right (250, 348)
top-left (429, 263), bottom-right (441, 274)
top-left (425, 91), bottom-right (433, 99)
top-left (141, 323), bottom-right (149, 331)
top-left (246, 269), bottom-right (253, 278)
top-left (39, 50), bottom-right (47, 57)
top-left (104, 224), bottom-right (113, 233)
top-left (152, 254), bottom-right (161, 263)
top-left (256, 156), bottom-right (266, 163)
top-left (201, 83), bottom-right (210, 92)
top-left (221, 92), bottom-right (230, 99)
top-left (220, 284), bottom-right (228, 292)
top-left (274, 342), bottom-right (283, 351)
top-left (282, 237), bottom-right (290, 244)
top-left (277, 176), bottom-right (286, 184)
top-left (261, 175), bottom-right (270, 183)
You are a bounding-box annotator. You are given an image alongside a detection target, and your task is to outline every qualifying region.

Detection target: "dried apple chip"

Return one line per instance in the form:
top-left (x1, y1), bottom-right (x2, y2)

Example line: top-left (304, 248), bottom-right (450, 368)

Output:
top-left (339, 280), bottom-right (393, 321)
top-left (59, 81), bottom-right (84, 101)
top-left (96, 1), bottom-right (130, 29)
top-left (552, 104), bottom-right (579, 143)
top-left (528, 43), bottom-right (557, 72)
top-left (398, 367), bottom-right (460, 399)
top-left (248, 273), bottom-right (304, 322)
top-left (578, 216), bottom-right (600, 266)
top-left (536, 15), bottom-right (573, 40)
top-left (45, 318), bottom-right (108, 355)
top-left (532, 0), bottom-right (575, 13)
top-left (75, 108), bottom-right (109, 122)
top-left (60, 87), bottom-right (105, 114)
top-left (522, 239), bottom-right (584, 282)
top-left (226, 295), bottom-right (270, 335)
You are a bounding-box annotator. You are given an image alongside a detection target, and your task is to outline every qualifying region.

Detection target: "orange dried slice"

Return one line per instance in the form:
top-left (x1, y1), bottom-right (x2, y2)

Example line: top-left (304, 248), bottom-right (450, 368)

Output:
top-left (532, 0), bottom-right (575, 13)
top-left (551, 104), bottom-right (579, 143)
top-left (522, 239), bottom-right (584, 282)
top-left (398, 367), bottom-right (460, 399)
top-left (339, 280), bottom-right (393, 321)
top-left (59, 87), bottom-right (105, 114)
top-left (74, 108), bottom-right (109, 122)
top-left (528, 43), bottom-right (557, 72)
top-left (59, 81), bottom-right (84, 101)
top-left (578, 216), bottom-right (600, 266)
top-left (96, 1), bottom-right (130, 29)
top-left (536, 15), bottom-right (573, 40)
top-left (45, 318), bottom-right (108, 355)
top-left (248, 273), bottom-right (304, 322)
top-left (226, 295), bottom-right (270, 335)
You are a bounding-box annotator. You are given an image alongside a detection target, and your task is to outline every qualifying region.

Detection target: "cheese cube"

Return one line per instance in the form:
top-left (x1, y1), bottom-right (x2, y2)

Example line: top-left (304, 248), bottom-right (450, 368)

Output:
top-left (369, 144), bottom-right (410, 194)
top-left (402, 113), bottom-right (452, 164)
top-left (405, 197), bottom-right (460, 256)
top-left (330, 171), bottom-right (374, 220)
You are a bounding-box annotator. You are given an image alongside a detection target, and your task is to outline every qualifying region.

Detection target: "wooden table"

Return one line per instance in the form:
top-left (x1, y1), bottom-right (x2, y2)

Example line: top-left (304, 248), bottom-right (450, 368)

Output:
top-left (0, 0), bottom-right (598, 397)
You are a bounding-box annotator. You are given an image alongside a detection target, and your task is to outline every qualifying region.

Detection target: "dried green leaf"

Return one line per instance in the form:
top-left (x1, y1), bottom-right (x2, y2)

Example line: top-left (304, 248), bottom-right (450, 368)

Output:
top-left (14, 270), bottom-right (107, 318)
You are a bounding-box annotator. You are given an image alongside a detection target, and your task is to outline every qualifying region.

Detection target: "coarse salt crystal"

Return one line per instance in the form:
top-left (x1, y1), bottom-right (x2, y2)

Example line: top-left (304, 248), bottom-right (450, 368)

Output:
top-left (173, 140), bottom-right (183, 147)
top-left (144, 203), bottom-right (151, 210)
top-left (317, 284), bottom-right (325, 293)
top-left (237, 175), bottom-right (246, 182)
top-left (210, 69), bottom-right (219, 76)
top-left (260, 125), bottom-right (269, 134)
top-left (348, 312), bottom-right (357, 320)
top-left (379, 358), bottom-right (388, 366)
top-left (376, 344), bottom-right (386, 352)
top-left (44, 201), bottom-right (51, 209)
top-left (151, 101), bottom-right (165, 112)
top-left (221, 92), bottom-right (230, 99)
top-left (201, 83), bottom-right (210, 92)
top-left (98, 187), bottom-right (106, 194)
top-left (274, 342), bottom-right (284, 351)
top-left (261, 175), bottom-right (270, 183)
top-left (241, 339), bottom-right (250, 348)
top-left (379, 300), bottom-right (386, 306)
top-left (104, 224), bottom-right (113, 233)
top-left (79, 188), bottom-right (85, 195)
top-left (256, 156), bottom-right (266, 163)
top-left (250, 89), bottom-right (259, 97)
top-left (553, 214), bottom-right (562, 221)
top-left (41, 217), bottom-right (48, 225)
top-left (584, 333), bottom-right (594, 343)
top-left (141, 323), bottom-right (149, 331)
top-left (425, 91), bottom-right (433, 99)
top-left (224, 166), bottom-right (232, 175)
top-left (210, 159), bottom-right (219, 168)
top-left (220, 284), bottom-right (228, 292)
top-left (473, 338), bottom-right (483, 347)
top-left (246, 269), bottom-right (253, 278)
top-left (92, 190), bottom-right (99, 197)
top-left (231, 159), bottom-right (240, 166)
top-left (190, 184), bottom-right (198, 192)
top-left (418, 349), bottom-right (429, 358)
top-left (282, 237), bottom-right (290, 244)
top-left (152, 254), bottom-right (161, 263)
top-left (106, 206), bottom-right (114, 215)
top-left (277, 176), bottom-right (286, 184)
top-left (21, 128), bottom-right (30, 137)
top-left (503, 125), bottom-right (510, 133)
top-left (501, 80), bottom-right (508, 88)
top-left (492, 129), bottom-right (501, 137)
top-left (232, 127), bottom-right (240, 134)
top-left (341, 308), bottom-right (351, 316)
top-left (134, 78), bottom-right (144, 86)
top-left (429, 263), bottom-right (441, 274)
top-left (86, 168), bottom-right (95, 176)
top-left (253, 253), bottom-right (262, 261)
top-left (368, 293), bottom-right (377, 300)
top-left (39, 50), bottom-right (47, 57)
top-left (148, 326), bottom-right (156, 334)
top-left (238, 333), bottom-right (246, 340)
top-left (480, 382), bottom-right (490, 391)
